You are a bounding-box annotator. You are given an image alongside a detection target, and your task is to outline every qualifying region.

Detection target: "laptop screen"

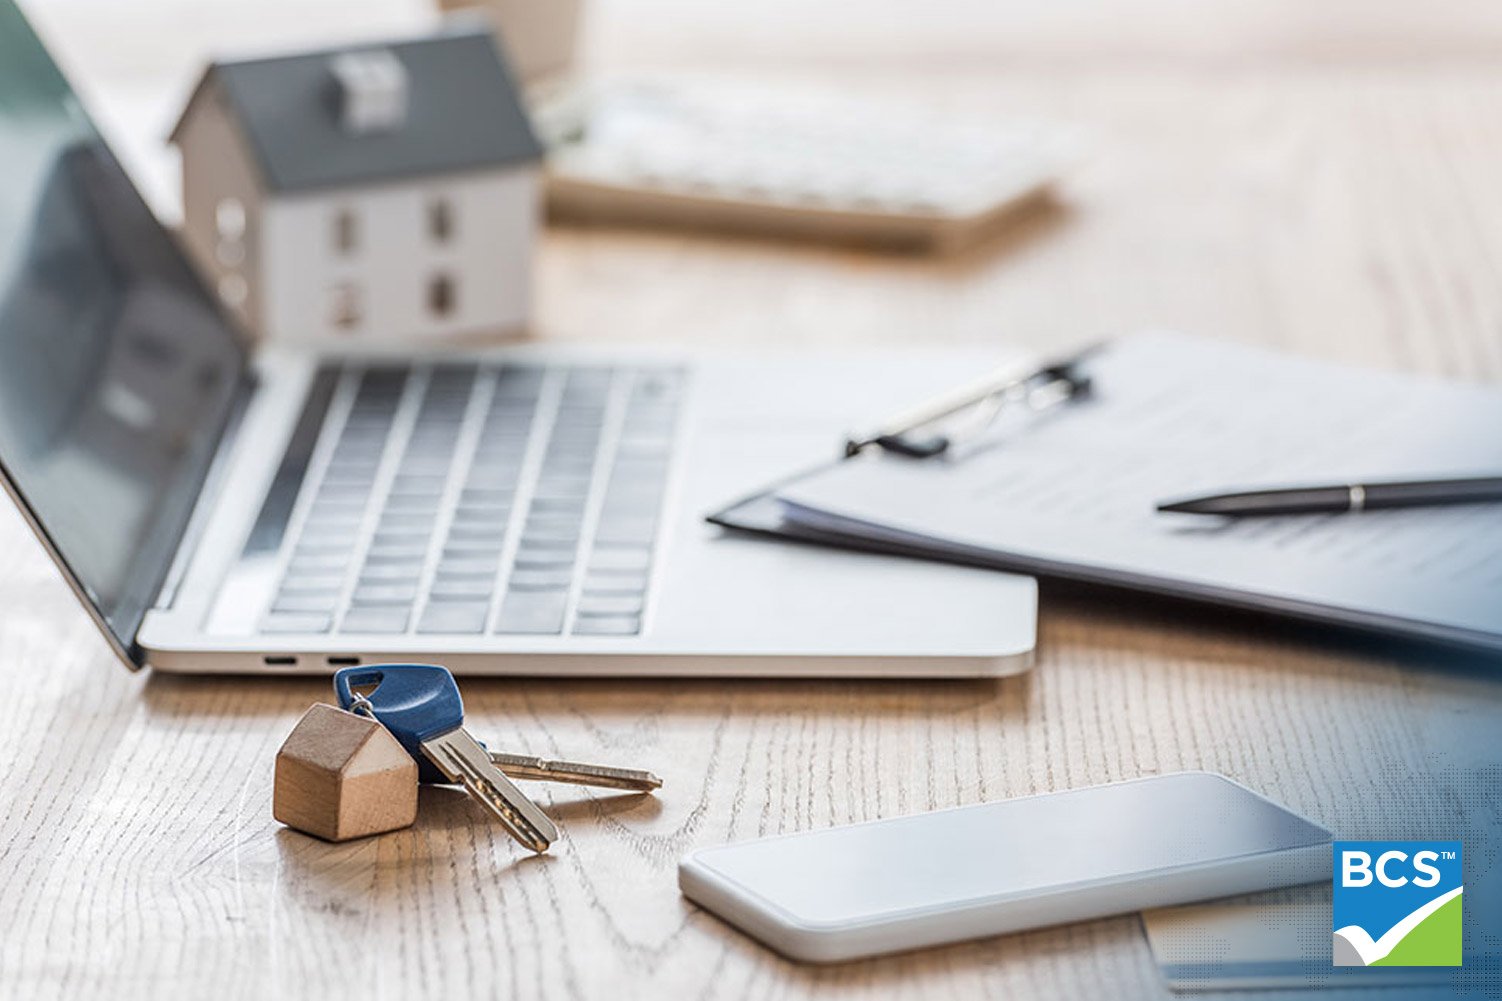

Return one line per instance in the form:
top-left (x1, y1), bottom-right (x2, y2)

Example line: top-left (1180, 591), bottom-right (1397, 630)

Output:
top-left (0, 2), bottom-right (248, 664)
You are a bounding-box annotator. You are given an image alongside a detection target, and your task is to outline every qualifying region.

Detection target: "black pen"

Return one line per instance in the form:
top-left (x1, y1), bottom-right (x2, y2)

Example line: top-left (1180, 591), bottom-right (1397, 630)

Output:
top-left (1158, 475), bottom-right (1502, 517)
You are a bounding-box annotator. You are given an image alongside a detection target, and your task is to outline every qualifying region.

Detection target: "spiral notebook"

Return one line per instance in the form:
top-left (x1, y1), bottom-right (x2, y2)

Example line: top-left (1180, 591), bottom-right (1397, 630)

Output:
top-left (709, 332), bottom-right (1502, 652)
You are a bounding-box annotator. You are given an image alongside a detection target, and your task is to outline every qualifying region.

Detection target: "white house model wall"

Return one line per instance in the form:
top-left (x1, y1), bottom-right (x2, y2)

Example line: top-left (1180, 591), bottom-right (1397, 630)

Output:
top-left (257, 169), bottom-right (536, 342)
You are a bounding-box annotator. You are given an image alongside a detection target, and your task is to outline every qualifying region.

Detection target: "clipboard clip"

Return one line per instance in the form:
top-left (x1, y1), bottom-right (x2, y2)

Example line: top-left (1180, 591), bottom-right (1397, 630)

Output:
top-left (844, 342), bottom-right (1101, 459)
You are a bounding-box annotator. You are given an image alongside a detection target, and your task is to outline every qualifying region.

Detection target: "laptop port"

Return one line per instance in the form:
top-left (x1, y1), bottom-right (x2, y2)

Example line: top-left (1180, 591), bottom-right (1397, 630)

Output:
top-left (327, 656), bottom-right (360, 666)
top-left (262, 655), bottom-right (297, 666)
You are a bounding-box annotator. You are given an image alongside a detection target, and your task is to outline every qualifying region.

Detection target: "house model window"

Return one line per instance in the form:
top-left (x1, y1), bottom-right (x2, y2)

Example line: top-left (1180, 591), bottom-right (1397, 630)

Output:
top-left (428, 274), bottom-right (456, 317)
top-left (428, 198), bottom-right (453, 243)
top-left (213, 198), bottom-right (247, 300)
top-left (329, 282), bottom-right (362, 330)
top-left (214, 197), bottom-right (246, 267)
top-left (333, 209), bottom-right (358, 253)
top-left (215, 198), bottom-right (245, 240)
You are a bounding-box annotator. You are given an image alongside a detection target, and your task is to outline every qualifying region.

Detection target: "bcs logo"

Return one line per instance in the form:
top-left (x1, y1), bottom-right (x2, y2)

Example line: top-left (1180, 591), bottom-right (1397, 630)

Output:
top-left (1332, 841), bottom-right (1462, 967)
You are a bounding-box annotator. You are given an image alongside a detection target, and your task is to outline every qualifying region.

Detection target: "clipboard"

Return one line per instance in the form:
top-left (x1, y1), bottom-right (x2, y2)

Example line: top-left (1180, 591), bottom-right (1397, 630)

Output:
top-left (707, 333), bottom-right (1502, 654)
top-left (711, 340), bottom-right (1098, 542)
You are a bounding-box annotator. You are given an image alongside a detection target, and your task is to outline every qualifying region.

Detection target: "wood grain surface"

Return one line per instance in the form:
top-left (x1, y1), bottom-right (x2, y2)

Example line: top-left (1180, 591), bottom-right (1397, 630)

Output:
top-left (3, 0), bottom-right (1501, 997)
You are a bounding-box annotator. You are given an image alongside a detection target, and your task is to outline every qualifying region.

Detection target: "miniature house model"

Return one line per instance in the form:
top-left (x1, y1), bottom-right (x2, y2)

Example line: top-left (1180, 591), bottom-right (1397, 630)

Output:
top-left (171, 27), bottom-right (542, 343)
top-left (273, 703), bottom-right (419, 842)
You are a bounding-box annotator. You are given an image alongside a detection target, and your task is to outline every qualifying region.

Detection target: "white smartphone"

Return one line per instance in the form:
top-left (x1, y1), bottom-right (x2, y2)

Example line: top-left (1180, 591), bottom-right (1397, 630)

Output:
top-left (679, 772), bottom-right (1331, 964)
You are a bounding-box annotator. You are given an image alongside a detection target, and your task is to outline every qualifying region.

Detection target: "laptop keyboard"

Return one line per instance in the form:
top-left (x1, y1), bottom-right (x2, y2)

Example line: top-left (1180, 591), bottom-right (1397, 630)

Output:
top-left (257, 361), bottom-right (682, 637)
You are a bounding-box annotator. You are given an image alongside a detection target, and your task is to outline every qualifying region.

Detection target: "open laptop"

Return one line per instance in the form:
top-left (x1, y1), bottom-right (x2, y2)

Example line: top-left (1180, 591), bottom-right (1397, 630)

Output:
top-left (0, 3), bottom-right (1035, 677)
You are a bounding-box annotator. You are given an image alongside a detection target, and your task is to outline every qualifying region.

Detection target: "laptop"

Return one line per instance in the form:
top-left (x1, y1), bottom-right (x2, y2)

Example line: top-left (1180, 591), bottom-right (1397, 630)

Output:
top-left (0, 4), bottom-right (1036, 677)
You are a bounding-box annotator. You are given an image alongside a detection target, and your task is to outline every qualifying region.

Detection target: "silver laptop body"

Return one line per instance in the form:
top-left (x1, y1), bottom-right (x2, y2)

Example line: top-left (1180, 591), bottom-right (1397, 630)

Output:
top-left (0, 7), bottom-right (1035, 677)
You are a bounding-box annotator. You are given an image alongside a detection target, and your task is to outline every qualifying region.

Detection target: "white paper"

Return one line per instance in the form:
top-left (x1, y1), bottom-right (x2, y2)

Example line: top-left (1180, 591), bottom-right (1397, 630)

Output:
top-left (778, 332), bottom-right (1502, 648)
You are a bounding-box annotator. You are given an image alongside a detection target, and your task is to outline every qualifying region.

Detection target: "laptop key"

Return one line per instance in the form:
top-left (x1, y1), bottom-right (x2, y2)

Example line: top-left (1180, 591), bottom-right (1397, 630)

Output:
top-left (286, 552), bottom-right (349, 572)
top-left (529, 497), bottom-right (588, 516)
top-left (514, 551), bottom-right (574, 570)
top-left (450, 509), bottom-right (511, 529)
top-left (583, 571), bottom-right (649, 594)
top-left (364, 550), bottom-right (427, 566)
top-left (446, 526), bottom-right (507, 546)
top-left (274, 581), bottom-right (341, 600)
top-left (508, 567), bottom-right (574, 590)
top-left (430, 578), bottom-right (494, 600)
top-left (516, 535), bottom-right (578, 551)
top-left (341, 607), bottom-right (410, 633)
top-left (279, 574), bottom-right (347, 594)
top-left (526, 510), bottom-right (583, 528)
top-left (587, 546), bottom-right (652, 573)
top-left (461, 488), bottom-right (513, 505)
top-left (352, 584), bottom-right (419, 604)
top-left (417, 602), bottom-right (489, 634)
top-left (359, 562), bottom-right (424, 581)
top-left (434, 561), bottom-right (499, 579)
top-left (368, 542), bottom-right (430, 559)
top-left (272, 594), bottom-right (340, 614)
top-left (440, 558), bottom-right (503, 575)
top-left (383, 492), bottom-right (441, 512)
top-left (495, 589), bottom-right (568, 634)
top-left (291, 538), bottom-right (355, 555)
top-left (378, 514), bottom-right (437, 533)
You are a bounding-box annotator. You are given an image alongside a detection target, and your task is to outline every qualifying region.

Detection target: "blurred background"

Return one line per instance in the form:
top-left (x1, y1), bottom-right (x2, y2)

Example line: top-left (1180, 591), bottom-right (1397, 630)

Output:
top-left (18, 0), bottom-right (1502, 370)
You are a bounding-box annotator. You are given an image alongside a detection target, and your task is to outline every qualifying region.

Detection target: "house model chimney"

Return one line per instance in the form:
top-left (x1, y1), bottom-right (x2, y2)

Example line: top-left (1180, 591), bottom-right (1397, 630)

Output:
top-left (330, 48), bottom-right (409, 134)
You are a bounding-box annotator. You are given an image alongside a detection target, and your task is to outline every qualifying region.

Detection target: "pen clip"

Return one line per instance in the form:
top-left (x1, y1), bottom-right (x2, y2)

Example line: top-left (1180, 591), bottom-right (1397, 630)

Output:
top-left (844, 344), bottom-right (1100, 460)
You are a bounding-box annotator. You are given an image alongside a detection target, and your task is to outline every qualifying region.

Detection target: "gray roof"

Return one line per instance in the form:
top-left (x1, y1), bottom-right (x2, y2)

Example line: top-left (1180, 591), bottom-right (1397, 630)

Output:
top-left (175, 27), bottom-right (541, 192)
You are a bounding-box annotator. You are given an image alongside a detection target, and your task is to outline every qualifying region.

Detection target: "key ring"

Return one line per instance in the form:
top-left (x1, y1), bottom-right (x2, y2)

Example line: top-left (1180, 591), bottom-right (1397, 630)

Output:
top-left (346, 692), bottom-right (376, 719)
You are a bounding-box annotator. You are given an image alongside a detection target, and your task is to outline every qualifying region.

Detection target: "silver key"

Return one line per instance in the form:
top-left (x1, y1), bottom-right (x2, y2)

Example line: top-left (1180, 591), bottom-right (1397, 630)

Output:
top-left (423, 729), bottom-right (561, 853)
top-left (488, 751), bottom-right (663, 792)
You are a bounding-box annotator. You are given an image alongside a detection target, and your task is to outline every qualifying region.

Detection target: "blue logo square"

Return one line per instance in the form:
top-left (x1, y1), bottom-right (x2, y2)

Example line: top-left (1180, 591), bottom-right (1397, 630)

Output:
top-left (1332, 840), bottom-right (1462, 967)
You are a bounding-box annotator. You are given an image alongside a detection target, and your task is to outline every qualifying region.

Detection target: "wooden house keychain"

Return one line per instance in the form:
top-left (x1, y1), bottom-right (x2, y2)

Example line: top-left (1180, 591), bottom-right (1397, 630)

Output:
top-left (273, 703), bottom-right (419, 842)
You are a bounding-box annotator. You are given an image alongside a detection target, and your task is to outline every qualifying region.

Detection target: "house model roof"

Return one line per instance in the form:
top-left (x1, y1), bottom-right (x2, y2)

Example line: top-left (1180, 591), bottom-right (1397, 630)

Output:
top-left (278, 704), bottom-right (414, 777)
top-left (172, 26), bottom-right (542, 193)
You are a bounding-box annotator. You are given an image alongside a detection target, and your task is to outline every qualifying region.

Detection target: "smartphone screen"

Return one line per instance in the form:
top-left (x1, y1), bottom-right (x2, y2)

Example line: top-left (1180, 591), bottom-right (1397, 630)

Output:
top-left (681, 772), bottom-right (1331, 962)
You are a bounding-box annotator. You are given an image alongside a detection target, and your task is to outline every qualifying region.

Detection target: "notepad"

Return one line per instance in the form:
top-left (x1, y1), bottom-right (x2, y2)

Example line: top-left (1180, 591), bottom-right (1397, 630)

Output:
top-left (736, 332), bottom-right (1502, 651)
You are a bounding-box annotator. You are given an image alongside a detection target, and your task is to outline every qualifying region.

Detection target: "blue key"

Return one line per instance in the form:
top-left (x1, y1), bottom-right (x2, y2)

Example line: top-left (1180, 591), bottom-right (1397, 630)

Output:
top-left (334, 663), bottom-right (558, 853)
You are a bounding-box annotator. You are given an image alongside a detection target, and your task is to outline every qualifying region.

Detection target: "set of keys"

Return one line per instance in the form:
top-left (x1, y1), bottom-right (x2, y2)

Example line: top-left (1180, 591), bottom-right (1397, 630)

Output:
top-left (332, 664), bottom-right (660, 853)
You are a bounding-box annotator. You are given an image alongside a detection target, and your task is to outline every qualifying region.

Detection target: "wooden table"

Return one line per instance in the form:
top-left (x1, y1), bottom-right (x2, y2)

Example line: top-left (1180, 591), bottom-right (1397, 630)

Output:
top-left (4, 1), bottom-right (1500, 996)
